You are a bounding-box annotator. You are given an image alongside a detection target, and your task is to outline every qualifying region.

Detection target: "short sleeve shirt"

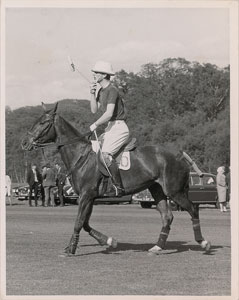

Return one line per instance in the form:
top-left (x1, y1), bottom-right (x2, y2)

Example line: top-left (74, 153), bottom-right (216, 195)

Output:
top-left (96, 84), bottom-right (126, 121)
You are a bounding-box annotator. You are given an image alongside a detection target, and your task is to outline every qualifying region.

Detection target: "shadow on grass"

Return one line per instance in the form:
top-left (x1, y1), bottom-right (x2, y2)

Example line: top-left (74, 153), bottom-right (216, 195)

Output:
top-left (60, 241), bottom-right (225, 257)
top-left (101, 241), bottom-right (223, 256)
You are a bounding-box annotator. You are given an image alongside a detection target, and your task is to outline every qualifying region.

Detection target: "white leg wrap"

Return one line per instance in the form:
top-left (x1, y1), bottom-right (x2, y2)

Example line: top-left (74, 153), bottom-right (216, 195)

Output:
top-left (107, 237), bottom-right (118, 248)
top-left (148, 245), bottom-right (162, 254)
top-left (200, 240), bottom-right (211, 251)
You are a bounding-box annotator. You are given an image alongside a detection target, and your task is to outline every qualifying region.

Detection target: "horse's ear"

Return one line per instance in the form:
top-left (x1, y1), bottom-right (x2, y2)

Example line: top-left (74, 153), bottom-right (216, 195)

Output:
top-left (42, 102), bottom-right (47, 112)
top-left (53, 102), bottom-right (58, 113)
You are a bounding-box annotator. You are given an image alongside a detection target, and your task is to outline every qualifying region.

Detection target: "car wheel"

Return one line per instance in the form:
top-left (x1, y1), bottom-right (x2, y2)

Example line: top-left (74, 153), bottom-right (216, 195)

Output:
top-left (140, 202), bottom-right (152, 208)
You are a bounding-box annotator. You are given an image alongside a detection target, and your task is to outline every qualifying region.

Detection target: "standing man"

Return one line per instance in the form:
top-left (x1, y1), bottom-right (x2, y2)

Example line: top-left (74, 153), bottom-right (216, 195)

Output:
top-left (27, 163), bottom-right (41, 207)
top-left (5, 174), bottom-right (12, 206)
top-left (42, 163), bottom-right (56, 207)
top-left (225, 166), bottom-right (231, 207)
top-left (89, 61), bottom-right (129, 196)
top-left (55, 162), bottom-right (65, 207)
top-left (39, 166), bottom-right (46, 207)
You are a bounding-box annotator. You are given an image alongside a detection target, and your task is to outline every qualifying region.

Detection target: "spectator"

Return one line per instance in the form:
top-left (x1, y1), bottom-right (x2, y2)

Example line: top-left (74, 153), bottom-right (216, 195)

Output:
top-left (55, 162), bottom-right (66, 207)
top-left (5, 174), bottom-right (12, 206)
top-left (225, 166), bottom-right (231, 206)
top-left (216, 166), bottom-right (227, 212)
top-left (39, 167), bottom-right (46, 207)
top-left (42, 163), bottom-right (56, 207)
top-left (27, 163), bottom-right (42, 207)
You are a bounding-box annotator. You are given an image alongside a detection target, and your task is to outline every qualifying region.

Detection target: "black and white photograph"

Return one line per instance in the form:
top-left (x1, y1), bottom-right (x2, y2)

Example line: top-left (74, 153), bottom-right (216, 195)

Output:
top-left (1, 0), bottom-right (238, 298)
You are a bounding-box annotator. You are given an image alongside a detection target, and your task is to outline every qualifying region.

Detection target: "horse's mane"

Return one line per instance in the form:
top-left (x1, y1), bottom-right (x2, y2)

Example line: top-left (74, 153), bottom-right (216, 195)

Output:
top-left (57, 114), bottom-right (91, 142)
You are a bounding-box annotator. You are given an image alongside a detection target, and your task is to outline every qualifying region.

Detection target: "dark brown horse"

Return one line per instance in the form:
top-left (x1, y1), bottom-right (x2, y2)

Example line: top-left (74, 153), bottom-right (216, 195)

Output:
top-left (21, 102), bottom-right (211, 255)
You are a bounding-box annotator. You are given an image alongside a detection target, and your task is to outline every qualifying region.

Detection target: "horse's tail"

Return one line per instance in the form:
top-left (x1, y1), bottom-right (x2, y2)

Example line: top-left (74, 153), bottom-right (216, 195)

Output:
top-left (180, 151), bottom-right (204, 178)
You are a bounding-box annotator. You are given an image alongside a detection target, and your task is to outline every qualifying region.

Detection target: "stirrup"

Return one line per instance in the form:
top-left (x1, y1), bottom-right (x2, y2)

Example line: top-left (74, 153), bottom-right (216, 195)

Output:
top-left (113, 185), bottom-right (125, 197)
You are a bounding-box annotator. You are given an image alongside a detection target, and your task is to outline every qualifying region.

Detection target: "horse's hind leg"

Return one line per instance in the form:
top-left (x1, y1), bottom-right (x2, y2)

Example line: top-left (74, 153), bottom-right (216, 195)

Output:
top-left (148, 183), bottom-right (174, 254)
top-left (83, 202), bottom-right (118, 248)
top-left (173, 191), bottom-right (211, 252)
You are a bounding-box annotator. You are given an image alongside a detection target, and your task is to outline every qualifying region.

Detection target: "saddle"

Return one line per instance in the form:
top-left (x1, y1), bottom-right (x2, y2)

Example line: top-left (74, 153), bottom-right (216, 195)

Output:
top-left (96, 137), bottom-right (137, 197)
top-left (114, 137), bottom-right (137, 159)
top-left (91, 137), bottom-right (137, 177)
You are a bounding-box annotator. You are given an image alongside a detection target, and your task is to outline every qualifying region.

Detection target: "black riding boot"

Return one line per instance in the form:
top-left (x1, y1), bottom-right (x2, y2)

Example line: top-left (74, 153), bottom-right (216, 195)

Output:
top-left (108, 160), bottom-right (125, 197)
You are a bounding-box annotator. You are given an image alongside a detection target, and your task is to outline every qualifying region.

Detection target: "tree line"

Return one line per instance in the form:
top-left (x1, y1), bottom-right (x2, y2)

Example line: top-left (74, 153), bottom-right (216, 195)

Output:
top-left (6, 57), bottom-right (230, 182)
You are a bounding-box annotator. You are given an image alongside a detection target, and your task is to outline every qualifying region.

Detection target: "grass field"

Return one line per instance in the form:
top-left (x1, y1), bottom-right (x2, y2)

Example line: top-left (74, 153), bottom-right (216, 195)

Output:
top-left (5, 199), bottom-right (231, 296)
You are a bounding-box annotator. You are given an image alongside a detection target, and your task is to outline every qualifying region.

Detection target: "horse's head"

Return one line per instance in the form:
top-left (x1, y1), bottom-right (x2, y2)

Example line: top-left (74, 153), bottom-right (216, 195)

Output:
top-left (21, 102), bottom-right (58, 151)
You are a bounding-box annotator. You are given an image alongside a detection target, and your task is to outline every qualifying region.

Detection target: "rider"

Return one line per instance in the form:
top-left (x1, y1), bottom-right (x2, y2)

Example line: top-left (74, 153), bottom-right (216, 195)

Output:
top-left (89, 61), bottom-right (129, 196)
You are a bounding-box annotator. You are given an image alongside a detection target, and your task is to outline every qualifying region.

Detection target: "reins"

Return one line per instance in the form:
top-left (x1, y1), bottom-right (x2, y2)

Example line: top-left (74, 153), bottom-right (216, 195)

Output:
top-left (34, 130), bottom-right (93, 178)
top-left (33, 131), bottom-right (93, 148)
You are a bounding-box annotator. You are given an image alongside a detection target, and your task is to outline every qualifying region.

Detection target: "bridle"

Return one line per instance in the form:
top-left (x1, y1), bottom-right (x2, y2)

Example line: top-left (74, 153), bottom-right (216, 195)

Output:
top-left (26, 112), bottom-right (93, 177)
top-left (27, 113), bottom-right (56, 149)
top-left (28, 112), bottom-right (92, 150)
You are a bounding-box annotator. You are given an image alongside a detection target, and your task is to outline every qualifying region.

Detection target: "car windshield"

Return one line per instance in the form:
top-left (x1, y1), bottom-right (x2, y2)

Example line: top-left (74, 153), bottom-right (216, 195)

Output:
top-left (190, 175), bottom-right (202, 186)
top-left (202, 175), bottom-right (215, 185)
top-left (190, 174), bottom-right (216, 186)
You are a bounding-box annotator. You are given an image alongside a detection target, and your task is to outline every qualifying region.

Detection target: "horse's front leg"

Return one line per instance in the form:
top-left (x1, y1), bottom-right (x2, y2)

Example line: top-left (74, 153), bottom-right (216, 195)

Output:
top-left (64, 192), bottom-right (93, 255)
top-left (82, 201), bottom-right (118, 248)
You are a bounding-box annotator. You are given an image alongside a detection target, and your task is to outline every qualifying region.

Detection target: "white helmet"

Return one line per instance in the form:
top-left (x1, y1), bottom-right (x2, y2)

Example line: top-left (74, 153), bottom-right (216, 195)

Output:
top-left (91, 61), bottom-right (115, 75)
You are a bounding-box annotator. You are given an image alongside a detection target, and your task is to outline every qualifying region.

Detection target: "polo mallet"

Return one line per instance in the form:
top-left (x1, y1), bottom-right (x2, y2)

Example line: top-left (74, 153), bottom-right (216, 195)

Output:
top-left (182, 152), bottom-right (204, 177)
top-left (67, 56), bottom-right (112, 178)
top-left (93, 131), bottom-right (112, 178)
top-left (67, 55), bottom-right (91, 83)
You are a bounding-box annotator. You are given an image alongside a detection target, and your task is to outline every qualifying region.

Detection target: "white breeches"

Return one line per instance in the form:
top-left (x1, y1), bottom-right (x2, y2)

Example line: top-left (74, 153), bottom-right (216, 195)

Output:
top-left (101, 120), bottom-right (129, 156)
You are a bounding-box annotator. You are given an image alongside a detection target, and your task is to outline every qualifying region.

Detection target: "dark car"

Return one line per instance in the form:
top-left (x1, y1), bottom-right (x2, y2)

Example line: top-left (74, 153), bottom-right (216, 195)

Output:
top-left (17, 184), bottom-right (132, 205)
top-left (94, 195), bottom-right (132, 205)
top-left (17, 184), bottom-right (71, 205)
top-left (134, 172), bottom-right (218, 209)
top-left (17, 184), bottom-right (44, 200)
top-left (17, 184), bottom-right (57, 202)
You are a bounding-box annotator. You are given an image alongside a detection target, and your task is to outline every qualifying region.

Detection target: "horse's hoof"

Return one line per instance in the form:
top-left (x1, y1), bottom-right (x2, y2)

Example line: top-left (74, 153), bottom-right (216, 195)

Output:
top-left (148, 245), bottom-right (162, 255)
top-left (63, 246), bottom-right (76, 256)
top-left (107, 237), bottom-right (118, 248)
top-left (205, 241), bottom-right (211, 252)
top-left (201, 240), bottom-right (211, 252)
top-left (59, 253), bottom-right (72, 258)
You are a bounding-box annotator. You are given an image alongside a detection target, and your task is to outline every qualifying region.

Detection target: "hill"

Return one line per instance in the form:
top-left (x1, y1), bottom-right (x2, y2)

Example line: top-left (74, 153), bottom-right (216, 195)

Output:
top-left (6, 58), bottom-right (230, 182)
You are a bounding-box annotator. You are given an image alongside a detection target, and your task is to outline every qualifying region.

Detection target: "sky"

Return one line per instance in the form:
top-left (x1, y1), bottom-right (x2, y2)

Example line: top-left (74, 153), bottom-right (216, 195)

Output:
top-left (5, 6), bottom-right (230, 109)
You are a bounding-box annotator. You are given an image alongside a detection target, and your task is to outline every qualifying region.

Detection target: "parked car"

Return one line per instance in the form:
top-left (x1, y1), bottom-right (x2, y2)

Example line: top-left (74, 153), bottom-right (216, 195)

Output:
top-left (17, 184), bottom-right (56, 201)
top-left (134, 172), bottom-right (219, 209)
top-left (94, 195), bottom-right (132, 205)
top-left (17, 184), bottom-right (132, 205)
top-left (17, 184), bottom-right (74, 205)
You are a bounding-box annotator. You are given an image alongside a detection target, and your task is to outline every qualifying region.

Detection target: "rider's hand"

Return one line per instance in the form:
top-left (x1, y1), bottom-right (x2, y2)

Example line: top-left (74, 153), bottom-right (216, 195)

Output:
top-left (90, 82), bottom-right (97, 95)
top-left (90, 123), bottom-right (97, 132)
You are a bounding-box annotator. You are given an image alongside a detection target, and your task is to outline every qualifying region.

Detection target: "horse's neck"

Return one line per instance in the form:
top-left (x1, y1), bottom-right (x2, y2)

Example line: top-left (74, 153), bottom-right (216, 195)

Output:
top-left (54, 115), bottom-right (90, 170)
top-left (55, 115), bottom-right (82, 142)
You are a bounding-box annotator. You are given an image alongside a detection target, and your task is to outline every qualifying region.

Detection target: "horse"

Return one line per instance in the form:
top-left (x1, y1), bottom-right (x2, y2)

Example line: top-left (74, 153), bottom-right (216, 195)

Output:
top-left (21, 102), bottom-right (211, 255)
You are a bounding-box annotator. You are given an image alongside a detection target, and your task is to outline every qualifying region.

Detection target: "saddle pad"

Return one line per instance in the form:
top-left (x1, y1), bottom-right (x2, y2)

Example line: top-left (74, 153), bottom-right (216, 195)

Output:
top-left (91, 141), bottom-right (130, 170)
top-left (118, 151), bottom-right (130, 170)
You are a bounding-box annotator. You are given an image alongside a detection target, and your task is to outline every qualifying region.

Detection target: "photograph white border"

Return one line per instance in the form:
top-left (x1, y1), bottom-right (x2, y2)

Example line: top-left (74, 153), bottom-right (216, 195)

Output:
top-left (1, 1), bottom-right (238, 300)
